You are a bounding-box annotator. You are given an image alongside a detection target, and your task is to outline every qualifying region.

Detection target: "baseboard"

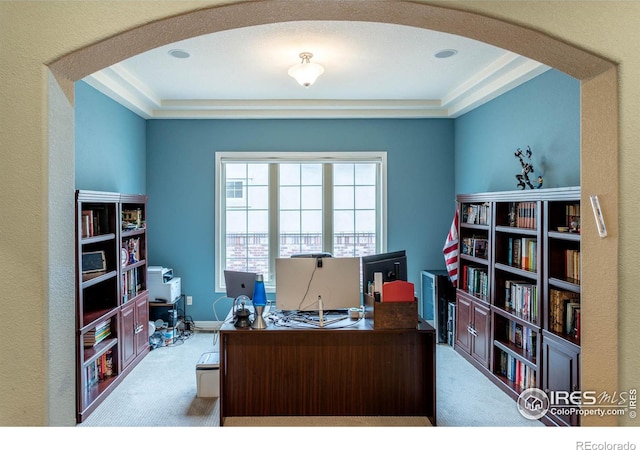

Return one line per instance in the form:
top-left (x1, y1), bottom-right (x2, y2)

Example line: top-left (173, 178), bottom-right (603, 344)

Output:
top-left (193, 320), bottom-right (225, 331)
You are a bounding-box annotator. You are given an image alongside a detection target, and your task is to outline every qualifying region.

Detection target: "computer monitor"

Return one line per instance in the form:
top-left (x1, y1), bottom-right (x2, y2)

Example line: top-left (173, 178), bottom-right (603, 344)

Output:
top-left (224, 270), bottom-right (256, 300)
top-left (275, 256), bottom-right (360, 312)
top-left (361, 250), bottom-right (407, 294)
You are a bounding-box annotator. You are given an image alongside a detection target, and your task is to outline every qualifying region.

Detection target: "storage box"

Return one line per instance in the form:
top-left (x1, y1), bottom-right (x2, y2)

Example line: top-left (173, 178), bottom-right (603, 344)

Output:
top-left (364, 294), bottom-right (419, 329)
top-left (196, 352), bottom-right (220, 398)
top-left (381, 280), bottom-right (415, 302)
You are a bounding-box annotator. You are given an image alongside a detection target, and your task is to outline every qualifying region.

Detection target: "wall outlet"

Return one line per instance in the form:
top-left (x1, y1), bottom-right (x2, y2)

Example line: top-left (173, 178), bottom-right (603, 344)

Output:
top-left (186, 295), bottom-right (193, 305)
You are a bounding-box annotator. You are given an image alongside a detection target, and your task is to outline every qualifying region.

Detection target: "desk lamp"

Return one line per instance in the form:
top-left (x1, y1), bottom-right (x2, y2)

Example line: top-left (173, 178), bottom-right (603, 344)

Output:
top-left (251, 273), bottom-right (268, 329)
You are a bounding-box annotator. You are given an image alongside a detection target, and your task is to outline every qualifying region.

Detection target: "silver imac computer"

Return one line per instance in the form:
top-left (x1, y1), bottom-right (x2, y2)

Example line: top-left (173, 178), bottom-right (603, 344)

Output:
top-left (275, 256), bottom-right (361, 312)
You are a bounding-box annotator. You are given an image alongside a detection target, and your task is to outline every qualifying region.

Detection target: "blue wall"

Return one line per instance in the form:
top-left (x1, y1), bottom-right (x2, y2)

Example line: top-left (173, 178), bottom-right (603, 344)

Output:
top-left (146, 119), bottom-right (455, 320)
top-left (73, 69), bottom-right (581, 322)
top-left (455, 69), bottom-right (580, 193)
top-left (75, 81), bottom-right (146, 194)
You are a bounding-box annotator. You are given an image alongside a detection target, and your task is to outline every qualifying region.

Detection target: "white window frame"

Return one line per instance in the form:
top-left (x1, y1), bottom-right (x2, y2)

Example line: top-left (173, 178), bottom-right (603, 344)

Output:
top-left (214, 151), bottom-right (387, 293)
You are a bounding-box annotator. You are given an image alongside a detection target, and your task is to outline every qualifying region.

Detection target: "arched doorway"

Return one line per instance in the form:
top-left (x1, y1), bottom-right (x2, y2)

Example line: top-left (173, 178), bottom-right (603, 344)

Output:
top-left (48, 0), bottom-right (618, 426)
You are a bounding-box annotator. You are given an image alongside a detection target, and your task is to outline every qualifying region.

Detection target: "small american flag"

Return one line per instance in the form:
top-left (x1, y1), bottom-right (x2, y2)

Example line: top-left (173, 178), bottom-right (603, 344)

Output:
top-left (443, 205), bottom-right (459, 285)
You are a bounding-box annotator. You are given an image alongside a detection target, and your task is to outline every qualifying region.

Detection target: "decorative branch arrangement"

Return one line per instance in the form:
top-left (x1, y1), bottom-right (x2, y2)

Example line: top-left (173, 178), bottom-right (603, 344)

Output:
top-left (514, 145), bottom-right (543, 189)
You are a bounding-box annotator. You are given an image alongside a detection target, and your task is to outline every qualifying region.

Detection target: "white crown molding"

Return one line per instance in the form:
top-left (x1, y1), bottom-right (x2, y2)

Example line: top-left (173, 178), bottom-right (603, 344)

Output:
top-left (83, 65), bottom-right (160, 119)
top-left (84, 57), bottom-right (549, 119)
top-left (446, 56), bottom-right (551, 117)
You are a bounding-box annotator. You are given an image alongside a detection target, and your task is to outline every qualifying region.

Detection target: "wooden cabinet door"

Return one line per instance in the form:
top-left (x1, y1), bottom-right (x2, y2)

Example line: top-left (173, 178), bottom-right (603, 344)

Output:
top-left (542, 332), bottom-right (581, 426)
top-left (134, 296), bottom-right (149, 355)
top-left (120, 302), bottom-right (136, 369)
top-left (455, 295), bottom-right (472, 354)
top-left (471, 301), bottom-right (491, 368)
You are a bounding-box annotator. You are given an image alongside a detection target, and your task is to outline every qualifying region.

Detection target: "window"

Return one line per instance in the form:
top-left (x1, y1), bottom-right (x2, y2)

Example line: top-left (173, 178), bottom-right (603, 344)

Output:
top-left (226, 180), bottom-right (244, 199)
top-left (215, 152), bottom-right (387, 292)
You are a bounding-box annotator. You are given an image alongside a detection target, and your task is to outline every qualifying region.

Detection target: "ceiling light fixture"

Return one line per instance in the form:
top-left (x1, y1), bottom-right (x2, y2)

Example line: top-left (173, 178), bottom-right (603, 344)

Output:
top-left (288, 52), bottom-right (324, 87)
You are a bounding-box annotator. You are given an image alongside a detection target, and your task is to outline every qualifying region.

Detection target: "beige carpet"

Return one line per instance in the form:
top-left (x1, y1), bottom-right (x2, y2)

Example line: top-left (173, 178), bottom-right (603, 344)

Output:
top-left (223, 416), bottom-right (432, 427)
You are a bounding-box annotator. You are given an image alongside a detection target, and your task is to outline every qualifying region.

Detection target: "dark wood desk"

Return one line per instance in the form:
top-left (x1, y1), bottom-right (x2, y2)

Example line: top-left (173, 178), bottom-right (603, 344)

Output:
top-left (219, 316), bottom-right (436, 425)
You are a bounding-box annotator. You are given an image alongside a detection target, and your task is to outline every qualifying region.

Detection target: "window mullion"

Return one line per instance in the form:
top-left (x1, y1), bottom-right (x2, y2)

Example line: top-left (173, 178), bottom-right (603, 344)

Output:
top-left (323, 164), bottom-right (333, 254)
top-left (218, 162), bottom-right (228, 289)
top-left (268, 163), bottom-right (279, 283)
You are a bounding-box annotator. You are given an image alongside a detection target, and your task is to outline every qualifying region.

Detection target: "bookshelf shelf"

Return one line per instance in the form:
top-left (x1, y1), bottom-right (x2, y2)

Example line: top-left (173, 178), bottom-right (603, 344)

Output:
top-left (549, 277), bottom-right (580, 291)
top-left (494, 263), bottom-right (537, 278)
top-left (493, 340), bottom-right (537, 367)
top-left (493, 373), bottom-right (529, 396)
top-left (548, 231), bottom-right (580, 241)
top-left (81, 270), bottom-right (118, 288)
top-left (81, 233), bottom-right (117, 245)
top-left (85, 374), bottom-right (119, 406)
top-left (492, 305), bottom-right (539, 328)
top-left (495, 225), bottom-right (538, 235)
top-left (460, 223), bottom-right (490, 231)
top-left (83, 337), bottom-right (118, 366)
top-left (454, 187), bottom-right (581, 426)
top-left (81, 308), bottom-right (118, 333)
top-left (75, 190), bottom-right (150, 423)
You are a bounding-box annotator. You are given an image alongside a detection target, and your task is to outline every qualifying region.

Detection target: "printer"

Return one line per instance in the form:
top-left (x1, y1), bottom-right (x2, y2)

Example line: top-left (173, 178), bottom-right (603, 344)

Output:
top-left (148, 266), bottom-right (181, 303)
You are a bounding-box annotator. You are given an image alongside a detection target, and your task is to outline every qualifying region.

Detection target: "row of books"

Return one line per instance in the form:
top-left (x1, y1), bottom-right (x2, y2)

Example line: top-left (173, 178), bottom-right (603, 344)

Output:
top-left (122, 267), bottom-right (143, 303)
top-left (83, 318), bottom-right (111, 348)
top-left (462, 265), bottom-right (488, 300)
top-left (508, 201), bottom-right (537, 229)
top-left (461, 236), bottom-right (488, 259)
top-left (504, 280), bottom-right (538, 323)
top-left (549, 288), bottom-right (581, 338)
top-left (565, 249), bottom-right (580, 282)
top-left (81, 208), bottom-right (107, 238)
top-left (463, 203), bottom-right (490, 225)
top-left (505, 321), bottom-right (537, 356)
top-left (496, 350), bottom-right (537, 390)
top-left (507, 237), bottom-right (537, 272)
top-left (85, 349), bottom-right (114, 388)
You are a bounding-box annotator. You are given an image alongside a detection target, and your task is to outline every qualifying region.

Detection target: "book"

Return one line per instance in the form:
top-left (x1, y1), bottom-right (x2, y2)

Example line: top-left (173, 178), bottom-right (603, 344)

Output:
top-left (549, 288), bottom-right (579, 334)
top-left (83, 318), bottom-right (111, 347)
top-left (565, 302), bottom-right (580, 335)
top-left (512, 238), bottom-right (521, 268)
top-left (466, 205), bottom-right (477, 224)
top-left (473, 238), bottom-right (488, 259)
top-left (81, 210), bottom-right (93, 238)
top-left (514, 323), bottom-right (523, 348)
top-left (565, 249), bottom-right (580, 282)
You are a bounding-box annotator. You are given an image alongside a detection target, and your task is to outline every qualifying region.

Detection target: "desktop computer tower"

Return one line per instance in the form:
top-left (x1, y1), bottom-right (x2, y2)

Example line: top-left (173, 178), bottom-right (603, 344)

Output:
top-left (420, 270), bottom-right (456, 344)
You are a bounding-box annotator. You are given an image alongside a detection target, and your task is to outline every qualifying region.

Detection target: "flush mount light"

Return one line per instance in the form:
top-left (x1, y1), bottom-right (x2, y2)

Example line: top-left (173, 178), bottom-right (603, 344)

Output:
top-left (288, 52), bottom-right (325, 87)
top-left (168, 49), bottom-right (191, 59)
top-left (435, 49), bottom-right (458, 59)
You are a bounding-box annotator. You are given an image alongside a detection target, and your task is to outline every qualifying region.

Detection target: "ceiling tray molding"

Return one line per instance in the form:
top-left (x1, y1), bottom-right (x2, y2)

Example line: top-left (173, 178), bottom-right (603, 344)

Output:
top-left (84, 58), bottom-right (550, 119)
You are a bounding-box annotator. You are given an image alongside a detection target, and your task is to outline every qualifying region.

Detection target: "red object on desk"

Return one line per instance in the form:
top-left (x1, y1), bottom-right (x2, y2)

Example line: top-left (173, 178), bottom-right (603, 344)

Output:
top-left (382, 280), bottom-right (415, 302)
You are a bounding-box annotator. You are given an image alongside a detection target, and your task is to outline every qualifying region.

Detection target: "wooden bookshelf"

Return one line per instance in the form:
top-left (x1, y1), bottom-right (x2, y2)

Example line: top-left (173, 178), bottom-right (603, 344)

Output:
top-left (454, 187), bottom-right (581, 426)
top-left (75, 190), bottom-right (150, 423)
